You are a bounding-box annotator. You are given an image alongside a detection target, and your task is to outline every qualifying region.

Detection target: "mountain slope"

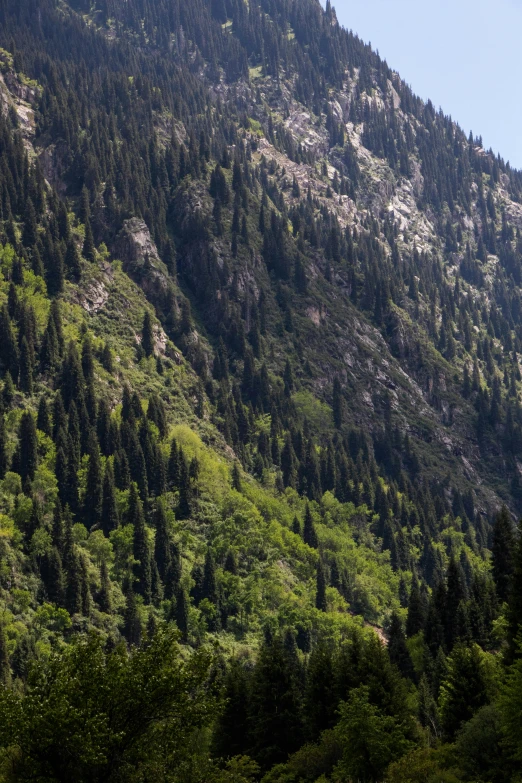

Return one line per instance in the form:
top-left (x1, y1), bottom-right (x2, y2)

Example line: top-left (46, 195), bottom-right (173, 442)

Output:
top-left (0, 1), bottom-right (521, 781)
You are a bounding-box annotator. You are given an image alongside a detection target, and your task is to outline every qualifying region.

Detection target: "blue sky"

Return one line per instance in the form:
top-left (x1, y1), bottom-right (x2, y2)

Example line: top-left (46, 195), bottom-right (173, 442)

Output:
top-left (329, 0), bottom-right (522, 169)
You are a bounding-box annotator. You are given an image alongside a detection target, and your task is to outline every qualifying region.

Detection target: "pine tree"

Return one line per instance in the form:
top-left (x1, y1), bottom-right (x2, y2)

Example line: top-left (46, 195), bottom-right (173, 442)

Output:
top-left (154, 499), bottom-right (171, 582)
top-left (101, 461), bottom-right (119, 536)
top-left (174, 587), bottom-right (189, 643)
top-left (2, 372), bottom-right (15, 409)
top-left (123, 587), bottom-right (142, 646)
top-left (37, 396), bottom-right (51, 437)
top-left (231, 461), bottom-right (242, 492)
top-left (506, 520), bottom-right (522, 663)
top-left (18, 412), bottom-right (38, 483)
top-left (212, 660), bottom-right (250, 758)
top-left (141, 311), bottom-right (155, 357)
top-left (439, 643), bottom-right (489, 740)
top-left (0, 414), bottom-right (7, 480)
top-left (65, 238), bottom-right (82, 280)
top-left (304, 641), bottom-right (336, 739)
top-left (98, 560), bottom-right (112, 614)
top-left (249, 633), bottom-right (303, 769)
top-left (316, 559), bottom-right (327, 612)
top-left (84, 434), bottom-right (103, 529)
top-left (0, 624), bottom-right (9, 685)
top-left (492, 505), bottom-right (515, 603)
top-left (303, 504), bottom-right (318, 548)
top-left (129, 483), bottom-right (152, 603)
top-left (82, 218), bottom-right (96, 262)
top-left (41, 547), bottom-right (65, 607)
top-left (406, 575), bottom-right (426, 637)
top-left (19, 337), bottom-right (34, 395)
top-left (388, 612), bottom-right (415, 680)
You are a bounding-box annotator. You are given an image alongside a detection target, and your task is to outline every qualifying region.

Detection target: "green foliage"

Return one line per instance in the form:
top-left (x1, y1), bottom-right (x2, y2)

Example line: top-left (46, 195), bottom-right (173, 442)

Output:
top-left (334, 686), bottom-right (415, 782)
top-left (0, 629), bottom-right (218, 782)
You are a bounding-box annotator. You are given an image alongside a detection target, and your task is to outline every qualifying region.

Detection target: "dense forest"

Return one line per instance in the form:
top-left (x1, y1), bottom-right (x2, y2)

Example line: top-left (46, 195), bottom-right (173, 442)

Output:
top-left (0, 0), bottom-right (521, 780)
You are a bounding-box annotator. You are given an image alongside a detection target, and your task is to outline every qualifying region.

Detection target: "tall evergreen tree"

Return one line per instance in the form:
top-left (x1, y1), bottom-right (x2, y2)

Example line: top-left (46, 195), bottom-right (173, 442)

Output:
top-left (18, 412), bottom-right (38, 484)
top-left (129, 483), bottom-right (152, 603)
top-left (141, 311), bottom-right (155, 358)
top-left (492, 506), bottom-right (515, 603)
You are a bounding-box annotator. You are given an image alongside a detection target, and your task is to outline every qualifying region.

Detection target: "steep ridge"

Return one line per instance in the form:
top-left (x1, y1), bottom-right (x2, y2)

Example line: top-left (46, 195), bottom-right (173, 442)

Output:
top-left (0, 1), bottom-right (521, 781)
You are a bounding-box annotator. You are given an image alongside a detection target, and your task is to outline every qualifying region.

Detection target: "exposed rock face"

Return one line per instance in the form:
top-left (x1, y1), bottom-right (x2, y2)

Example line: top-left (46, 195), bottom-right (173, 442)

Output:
top-left (114, 218), bottom-right (171, 307)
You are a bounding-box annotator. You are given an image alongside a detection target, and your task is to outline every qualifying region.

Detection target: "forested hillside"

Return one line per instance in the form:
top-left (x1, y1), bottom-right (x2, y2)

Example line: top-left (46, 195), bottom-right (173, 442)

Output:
top-left (0, 0), bottom-right (521, 780)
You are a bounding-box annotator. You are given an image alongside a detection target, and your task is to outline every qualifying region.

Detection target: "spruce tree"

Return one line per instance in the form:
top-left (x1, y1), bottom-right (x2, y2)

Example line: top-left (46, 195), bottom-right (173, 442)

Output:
top-left (123, 587), bottom-right (142, 646)
top-left (84, 434), bottom-right (103, 529)
top-left (304, 641), bottom-right (336, 739)
top-left (174, 586), bottom-right (189, 643)
top-left (37, 396), bottom-right (51, 437)
top-left (65, 238), bottom-right (82, 280)
top-left (41, 547), bottom-right (65, 607)
top-left (231, 461), bottom-right (242, 492)
top-left (303, 504), bottom-right (318, 548)
top-left (0, 624), bottom-right (9, 685)
top-left (212, 660), bottom-right (250, 758)
top-left (316, 559), bottom-right (327, 612)
top-left (101, 461), bottom-right (119, 536)
top-left (249, 633), bottom-right (303, 769)
top-left (0, 414), bottom-right (7, 480)
top-left (18, 412), bottom-right (38, 483)
top-left (154, 499), bottom-right (172, 582)
top-left (98, 560), bottom-right (112, 614)
top-left (406, 575), bottom-right (426, 637)
top-left (388, 612), bottom-right (415, 680)
top-left (82, 218), bottom-right (96, 262)
top-left (506, 520), bottom-right (522, 663)
top-left (129, 483), bottom-right (152, 603)
top-left (492, 506), bottom-right (515, 603)
top-left (141, 311), bottom-right (155, 358)
top-left (19, 337), bottom-right (34, 395)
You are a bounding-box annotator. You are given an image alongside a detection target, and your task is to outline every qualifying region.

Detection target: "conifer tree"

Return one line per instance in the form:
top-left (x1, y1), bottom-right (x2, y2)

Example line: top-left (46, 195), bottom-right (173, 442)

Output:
top-left (65, 238), bottom-right (82, 280)
top-left (82, 219), bottom-right (96, 262)
top-left (0, 624), bottom-right (9, 685)
top-left (154, 499), bottom-right (171, 582)
top-left (36, 396), bottom-right (51, 437)
top-left (506, 520), bottom-right (522, 663)
top-left (18, 412), bottom-right (38, 483)
top-left (406, 575), bottom-right (426, 637)
top-left (175, 586), bottom-right (189, 643)
top-left (52, 500), bottom-right (64, 554)
top-left (2, 372), bottom-right (15, 409)
top-left (231, 461), bottom-right (242, 492)
top-left (141, 311), bottom-right (155, 358)
top-left (388, 612), bottom-right (415, 680)
top-left (212, 660), bottom-right (250, 758)
top-left (492, 506), bottom-right (515, 603)
top-left (19, 337), bottom-right (34, 395)
top-left (249, 633), bottom-right (303, 769)
top-left (98, 560), bottom-right (112, 614)
top-left (129, 483), bottom-right (152, 603)
top-left (101, 461), bottom-right (119, 536)
top-left (303, 504), bottom-right (318, 548)
top-left (304, 641), bottom-right (336, 739)
top-left (123, 587), bottom-right (142, 646)
top-left (316, 559), bottom-right (327, 612)
top-left (0, 414), bottom-right (7, 480)
top-left (84, 434), bottom-right (103, 529)
top-left (41, 547), bottom-right (65, 607)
